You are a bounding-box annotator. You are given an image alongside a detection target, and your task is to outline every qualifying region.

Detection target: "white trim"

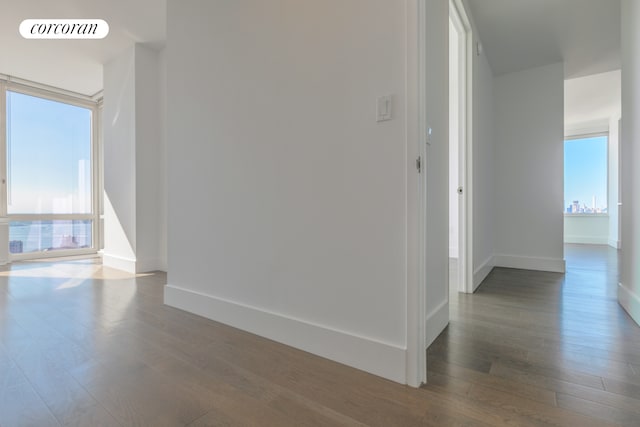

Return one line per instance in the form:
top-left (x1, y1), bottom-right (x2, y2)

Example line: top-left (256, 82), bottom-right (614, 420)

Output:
top-left (565, 120), bottom-right (610, 139)
top-left (102, 252), bottom-right (137, 273)
top-left (11, 248), bottom-right (96, 262)
top-left (404, 0), bottom-right (426, 388)
top-left (563, 235), bottom-right (609, 245)
top-left (450, 0), bottom-right (474, 294)
top-left (8, 214), bottom-right (95, 221)
top-left (493, 254), bottom-right (566, 273)
top-left (94, 101), bottom-right (103, 251)
top-left (5, 81), bottom-right (96, 110)
top-left (0, 74), bottom-right (95, 101)
top-left (473, 255), bottom-right (494, 291)
top-left (608, 239), bottom-right (621, 249)
top-left (165, 285), bottom-right (408, 384)
top-left (0, 84), bottom-right (6, 266)
top-left (91, 90), bottom-right (104, 102)
top-left (618, 283), bottom-right (640, 326)
top-left (0, 80), bottom-right (6, 218)
top-left (425, 299), bottom-right (449, 348)
top-left (0, 221), bottom-right (8, 265)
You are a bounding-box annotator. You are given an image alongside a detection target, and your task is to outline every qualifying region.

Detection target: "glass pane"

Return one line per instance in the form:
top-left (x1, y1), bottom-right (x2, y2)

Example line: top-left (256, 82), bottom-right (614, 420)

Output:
top-left (564, 136), bottom-right (608, 214)
top-left (6, 91), bottom-right (92, 214)
top-left (9, 220), bottom-right (92, 254)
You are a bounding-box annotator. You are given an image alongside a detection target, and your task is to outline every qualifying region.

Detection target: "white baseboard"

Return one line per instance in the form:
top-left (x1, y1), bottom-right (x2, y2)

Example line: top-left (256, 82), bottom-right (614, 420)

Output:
top-left (608, 239), bottom-right (621, 249)
top-left (618, 282), bottom-right (640, 326)
top-left (493, 254), bottom-right (566, 273)
top-left (102, 253), bottom-right (137, 273)
top-left (473, 255), bottom-right (495, 291)
top-left (164, 285), bottom-right (407, 384)
top-left (136, 257), bottom-right (167, 273)
top-left (564, 236), bottom-right (609, 245)
top-left (425, 299), bottom-right (448, 348)
top-left (102, 253), bottom-right (167, 274)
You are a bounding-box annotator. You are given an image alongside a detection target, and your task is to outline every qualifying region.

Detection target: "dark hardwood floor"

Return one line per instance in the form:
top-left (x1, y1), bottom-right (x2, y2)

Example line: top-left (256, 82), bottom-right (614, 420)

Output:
top-left (0, 245), bottom-right (637, 426)
top-left (428, 244), bottom-right (640, 427)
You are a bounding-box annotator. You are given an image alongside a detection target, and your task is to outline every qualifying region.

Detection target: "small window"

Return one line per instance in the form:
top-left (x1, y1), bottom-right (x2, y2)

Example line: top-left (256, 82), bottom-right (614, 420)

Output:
top-left (564, 135), bottom-right (608, 215)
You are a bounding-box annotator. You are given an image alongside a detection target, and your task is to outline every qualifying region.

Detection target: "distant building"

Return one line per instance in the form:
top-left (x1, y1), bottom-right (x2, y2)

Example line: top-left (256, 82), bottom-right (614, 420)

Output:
top-left (9, 240), bottom-right (23, 254)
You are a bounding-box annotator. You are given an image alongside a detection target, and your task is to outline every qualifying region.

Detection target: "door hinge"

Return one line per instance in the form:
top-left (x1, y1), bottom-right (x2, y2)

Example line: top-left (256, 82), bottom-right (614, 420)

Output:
top-left (416, 156), bottom-right (422, 173)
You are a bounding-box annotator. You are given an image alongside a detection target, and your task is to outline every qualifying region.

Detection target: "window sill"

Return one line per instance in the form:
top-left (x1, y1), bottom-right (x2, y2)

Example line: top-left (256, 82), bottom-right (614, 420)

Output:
top-left (563, 214), bottom-right (609, 218)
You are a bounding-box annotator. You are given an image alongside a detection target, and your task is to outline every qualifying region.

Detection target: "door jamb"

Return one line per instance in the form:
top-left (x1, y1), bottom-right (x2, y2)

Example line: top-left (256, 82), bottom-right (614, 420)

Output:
top-left (405, 0), bottom-right (428, 387)
top-left (450, 0), bottom-right (474, 294)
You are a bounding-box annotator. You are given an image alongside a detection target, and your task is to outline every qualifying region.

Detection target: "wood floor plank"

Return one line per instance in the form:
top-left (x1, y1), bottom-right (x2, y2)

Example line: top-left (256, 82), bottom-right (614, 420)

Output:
top-left (0, 380), bottom-right (60, 427)
top-left (60, 401), bottom-right (122, 427)
top-left (428, 359), bottom-right (558, 406)
top-left (602, 376), bottom-right (640, 400)
top-left (556, 393), bottom-right (638, 426)
top-left (0, 245), bottom-right (638, 426)
top-left (14, 353), bottom-right (99, 426)
top-left (466, 384), bottom-right (618, 427)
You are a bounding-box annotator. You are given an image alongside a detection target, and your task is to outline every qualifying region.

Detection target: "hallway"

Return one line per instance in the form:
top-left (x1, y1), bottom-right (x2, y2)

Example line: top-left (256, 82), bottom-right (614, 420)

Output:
top-left (427, 244), bottom-right (640, 426)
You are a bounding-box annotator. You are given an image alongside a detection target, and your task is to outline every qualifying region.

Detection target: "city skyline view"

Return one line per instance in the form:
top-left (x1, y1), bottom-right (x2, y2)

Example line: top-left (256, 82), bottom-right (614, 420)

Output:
top-left (564, 135), bottom-right (608, 214)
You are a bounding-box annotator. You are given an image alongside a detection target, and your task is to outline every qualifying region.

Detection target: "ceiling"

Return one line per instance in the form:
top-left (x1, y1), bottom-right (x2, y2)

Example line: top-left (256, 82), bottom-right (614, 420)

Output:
top-left (0, 1), bottom-right (621, 94)
top-left (0, 0), bottom-right (166, 96)
top-left (465, 0), bottom-right (621, 78)
top-left (565, 70), bottom-right (621, 128)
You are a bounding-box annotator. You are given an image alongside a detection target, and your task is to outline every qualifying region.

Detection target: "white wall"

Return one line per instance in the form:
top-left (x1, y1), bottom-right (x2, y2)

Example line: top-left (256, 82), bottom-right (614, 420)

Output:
top-left (608, 115), bottom-right (621, 249)
top-left (493, 62), bottom-right (565, 273)
top-left (103, 46), bottom-right (137, 267)
top-left (564, 215), bottom-right (609, 245)
top-left (565, 70), bottom-right (622, 130)
top-left (103, 44), bottom-right (167, 273)
top-left (619, 0), bottom-right (640, 326)
top-left (134, 45), bottom-right (165, 272)
top-left (469, 19), bottom-right (496, 289)
top-left (160, 47), bottom-right (168, 271)
top-left (165, 0), bottom-right (447, 384)
top-left (449, 18), bottom-right (459, 260)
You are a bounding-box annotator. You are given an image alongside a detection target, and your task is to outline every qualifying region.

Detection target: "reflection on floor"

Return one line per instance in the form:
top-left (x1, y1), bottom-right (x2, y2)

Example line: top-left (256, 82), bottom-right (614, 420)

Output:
top-left (0, 247), bottom-right (637, 426)
top-left (427, 244), bottom-right (640, 426)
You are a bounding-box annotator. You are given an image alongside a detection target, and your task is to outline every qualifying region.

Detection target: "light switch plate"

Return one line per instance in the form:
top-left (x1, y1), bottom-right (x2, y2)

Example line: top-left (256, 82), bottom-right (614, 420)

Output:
top-left (377, 95), bottom-right (393, 122)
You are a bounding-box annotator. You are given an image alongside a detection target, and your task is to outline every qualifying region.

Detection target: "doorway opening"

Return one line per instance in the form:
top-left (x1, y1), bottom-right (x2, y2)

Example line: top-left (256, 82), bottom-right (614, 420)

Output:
top-left (563, 71), bottom-right (621, 252)
top-left (449, 0), bottom-right (469, 294)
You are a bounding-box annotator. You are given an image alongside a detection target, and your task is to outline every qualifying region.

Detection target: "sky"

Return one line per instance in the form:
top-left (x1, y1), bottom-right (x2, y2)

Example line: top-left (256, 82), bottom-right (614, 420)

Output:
top-left (564, 135), bottom-right (608, 211)
top-left (6, 90), bottom-right (92, 214)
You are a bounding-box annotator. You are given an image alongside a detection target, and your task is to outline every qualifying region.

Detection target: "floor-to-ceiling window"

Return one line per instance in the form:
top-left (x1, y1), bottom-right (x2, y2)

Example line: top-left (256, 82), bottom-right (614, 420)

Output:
top-left (2, 82), bottom-right (99, 259)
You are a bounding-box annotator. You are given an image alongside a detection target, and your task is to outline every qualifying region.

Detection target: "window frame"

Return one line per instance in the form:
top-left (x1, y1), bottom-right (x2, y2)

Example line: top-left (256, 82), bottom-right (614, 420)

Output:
top-left (1, 80), bottom-right (101, 260)
top-left (563, 132), bottom-right (609, 217)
